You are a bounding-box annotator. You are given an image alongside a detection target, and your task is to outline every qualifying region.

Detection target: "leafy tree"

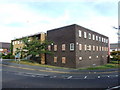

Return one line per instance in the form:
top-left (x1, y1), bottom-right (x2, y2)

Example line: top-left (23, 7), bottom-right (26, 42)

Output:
top-left (21, 37), bottom-right (52, 61)
top-left (110, 51), bottom-right (120, 60)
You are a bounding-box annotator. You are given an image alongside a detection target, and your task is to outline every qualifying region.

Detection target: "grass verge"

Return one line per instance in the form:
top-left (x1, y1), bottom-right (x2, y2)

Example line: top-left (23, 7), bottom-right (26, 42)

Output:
top-left (9, 60), bottom-right (120, 70)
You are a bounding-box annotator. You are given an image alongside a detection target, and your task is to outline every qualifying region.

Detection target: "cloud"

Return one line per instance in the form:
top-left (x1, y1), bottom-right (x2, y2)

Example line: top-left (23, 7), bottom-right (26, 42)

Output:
top-left (0, 0), bottom-right (118, 43)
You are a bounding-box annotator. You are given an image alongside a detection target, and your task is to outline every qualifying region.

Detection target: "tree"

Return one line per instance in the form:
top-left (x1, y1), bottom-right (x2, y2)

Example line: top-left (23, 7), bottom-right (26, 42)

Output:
top-left (21, 36), bottom-right (52, 63)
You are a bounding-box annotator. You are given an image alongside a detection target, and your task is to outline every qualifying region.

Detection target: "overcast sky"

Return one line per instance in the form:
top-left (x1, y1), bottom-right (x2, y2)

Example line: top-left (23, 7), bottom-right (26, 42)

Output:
top-left (0, 0), bottom-right (118, 43)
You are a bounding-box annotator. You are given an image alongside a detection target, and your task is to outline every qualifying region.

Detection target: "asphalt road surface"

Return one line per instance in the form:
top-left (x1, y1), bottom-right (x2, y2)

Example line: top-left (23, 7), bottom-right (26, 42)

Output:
top-left (1, 60), bottom-right (120, 89)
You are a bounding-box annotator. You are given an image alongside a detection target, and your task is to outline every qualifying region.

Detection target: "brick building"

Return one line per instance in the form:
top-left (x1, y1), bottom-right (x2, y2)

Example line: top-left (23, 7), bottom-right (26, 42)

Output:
top-left (12, 32), bottom-right (46, 64)
top-left (12, 24), bottom-right (109, 68)
top-left (46, 24), bottom-right (109, 68)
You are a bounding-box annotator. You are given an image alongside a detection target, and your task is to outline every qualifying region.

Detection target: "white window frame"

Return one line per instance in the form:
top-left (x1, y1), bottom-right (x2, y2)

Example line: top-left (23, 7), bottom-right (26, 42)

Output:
top-left (93, 34), bottom-right (95, 40)
top-left (93, 45), bottom-right (95, 51)
top-left (88, 33), bottom-right (91, 39)
top-left (79, 30), bottom-right (82, 37)
top-left (62, 57), bottom-right (66, 64)
top-left (96, 36), bottom-right (98, 41)
top-left (99, 37), bottom-right (101, 42)
top-left (70, 43), bottom-right (74, 51)
top-left (84, 32), bottom-right (87, 38)
top-left (84, 44), bottom-right (87, 51)
top-left (54, 45), bottom-right (57, 51)
top-left (48, 45), bottom-right (51, 51)
top-left (54, 57), bottom-right (57, 63)
top-left (79, 44), bottom-right (82, 50)
top-left (62, 44), bottom-right (66, 51)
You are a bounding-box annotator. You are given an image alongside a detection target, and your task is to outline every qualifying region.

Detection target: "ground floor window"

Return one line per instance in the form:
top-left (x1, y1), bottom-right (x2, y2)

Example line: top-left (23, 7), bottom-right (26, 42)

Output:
top-left (54, 57), bottom-right (57, 63)
top-left (62, 57), bottom-right (66, 63)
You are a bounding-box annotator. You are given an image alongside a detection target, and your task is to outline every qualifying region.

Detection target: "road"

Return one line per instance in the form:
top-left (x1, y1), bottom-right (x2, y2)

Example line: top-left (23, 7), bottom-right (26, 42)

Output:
top-left (1, 60), bottom-right (120, 89)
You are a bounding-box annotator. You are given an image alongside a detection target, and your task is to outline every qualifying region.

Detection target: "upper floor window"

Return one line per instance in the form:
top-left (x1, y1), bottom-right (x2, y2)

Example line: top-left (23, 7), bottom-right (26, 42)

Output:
top-left (88, 33), bottom-right (91, 39)
top-left (12, 41), bottom-right (14, 45)
top-left (96, 36), bottom-right (98, 41)
top-left (99, 37), bottom-right (101, 42)
top-left (79, 44), bottom-right (82, 50)
top-left (54, 45), bottom-right (57, 51)
top-left (84, 32), bottom-right (87, 38)
top-left (70, 43), bottom-right (74, 51)
top-left (104, 38), bottom-right (106, 43)
top-left (62, 44), bottom-right (66, 51)
top-left (79, 30), bottom-right (82, 37)
top-left (18, 41), bottom-right (20, 44)
top-left (93, 34), bottom-right (95, 40)
top-left (102, 37), bottom-right (104, 42)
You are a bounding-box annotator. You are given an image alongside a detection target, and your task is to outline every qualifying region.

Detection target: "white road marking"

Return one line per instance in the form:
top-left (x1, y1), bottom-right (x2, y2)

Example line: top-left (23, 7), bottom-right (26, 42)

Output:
top-left (67, 76), bottom-right (72, 79)
top-left (89, 72), bottom-right (91, 74)
top-left (108, 76), bottom-right (110, 78)
top-left (106, 85), bottom-right (120, 90)
top-left (53, 76), bottom-right (57, 78)
top-left (84, 76), bottom-right (87, 79)
top-left (115, 75), bottom-right (118, 77)
top-left (94, 72), bottom-right (96, 74)
top-left (46, 68), bottom-right (52, 71)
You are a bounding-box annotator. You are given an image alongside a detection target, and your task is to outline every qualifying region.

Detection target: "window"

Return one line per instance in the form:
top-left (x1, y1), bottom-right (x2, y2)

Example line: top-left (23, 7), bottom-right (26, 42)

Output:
top-left (87, 45), bottom-right (91, 51)
top-left (62, 44), bottom-right (66, 51)
top-left (102, 47), bottom-right (104, 51)
top-left (62, 57), bottom-right (66, 63)
top-left (96, 36), bottom-right (98, 41)
top-left (12, 41), bottom-right (14, 45)
top-left (54, 45), bottom-right (57, 51)
top-left (84, 44), bottom-right (87, 51)
top-left (79, 30), bottom-right (82, 37)
top-left (18, 41), bottom-right (20, 44)
top-left (15, 41), bottom-right (17, 44)
top-left (54, 57), bottom-right (57, 63)
top-left (88, 33), bottom-right (91, 39)
top-left (48, 45), bottom-right (51, 51)
top-left (79, 44), bottom-right (82, 50)
top-left (96, 56), bottom-right (99, 58)
top-left (70, 43), bottom-right (74, 51)
top-left (84, 32), bottom-right (87, 38)
top-left (96, 46), bottom-right (98, 51)
top-left (93, 45), bottom-right (95, 51)
top-left (106, 39), bottom-right (108, 43)
top-left (93, 34), bottom-right (95, 40)
top-left (102, 38), bottom-right (104, 42)
top-left (99, 46), bottom-right (101, 51)
top-left (99, 37), bottom-right (101, 42)
top-left (79, 57), bottom-right (82, 61)
top-left (89, 56), bottom-right (92, 59)
top-left (104, 38), bottom-right (106, 43)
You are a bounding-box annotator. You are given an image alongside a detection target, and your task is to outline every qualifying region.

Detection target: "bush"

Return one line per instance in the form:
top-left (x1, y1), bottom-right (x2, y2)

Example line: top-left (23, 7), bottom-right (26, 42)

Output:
top-left (2, 53), bottom-right (15, 59)
top-left (10, 55), bottom-right (15, 59)
top-left (110, 51), bottom-right (120, 60)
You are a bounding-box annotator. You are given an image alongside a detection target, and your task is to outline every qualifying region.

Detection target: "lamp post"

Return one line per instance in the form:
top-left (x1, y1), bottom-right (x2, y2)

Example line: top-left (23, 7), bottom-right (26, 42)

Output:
top-left (113, 26), bottom-right (120, 64)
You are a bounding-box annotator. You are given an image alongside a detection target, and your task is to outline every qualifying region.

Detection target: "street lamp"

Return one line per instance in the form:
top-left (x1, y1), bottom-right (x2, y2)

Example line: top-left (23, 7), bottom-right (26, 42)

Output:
top-left (113, 26), bottom-right (120, 64)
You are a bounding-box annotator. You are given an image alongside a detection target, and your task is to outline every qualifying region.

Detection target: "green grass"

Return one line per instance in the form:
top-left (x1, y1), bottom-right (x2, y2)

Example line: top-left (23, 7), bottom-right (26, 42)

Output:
top-left (79, 63), bottom-right (120, 70)
top-left (9, 60), bottom-right (120, 70)
top-left (9, 60), bottom-right (72, 70)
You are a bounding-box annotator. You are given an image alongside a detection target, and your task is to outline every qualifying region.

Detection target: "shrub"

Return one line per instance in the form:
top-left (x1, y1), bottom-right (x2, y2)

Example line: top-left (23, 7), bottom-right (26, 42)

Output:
top-left (10, 55), bottom-right (15, 59)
